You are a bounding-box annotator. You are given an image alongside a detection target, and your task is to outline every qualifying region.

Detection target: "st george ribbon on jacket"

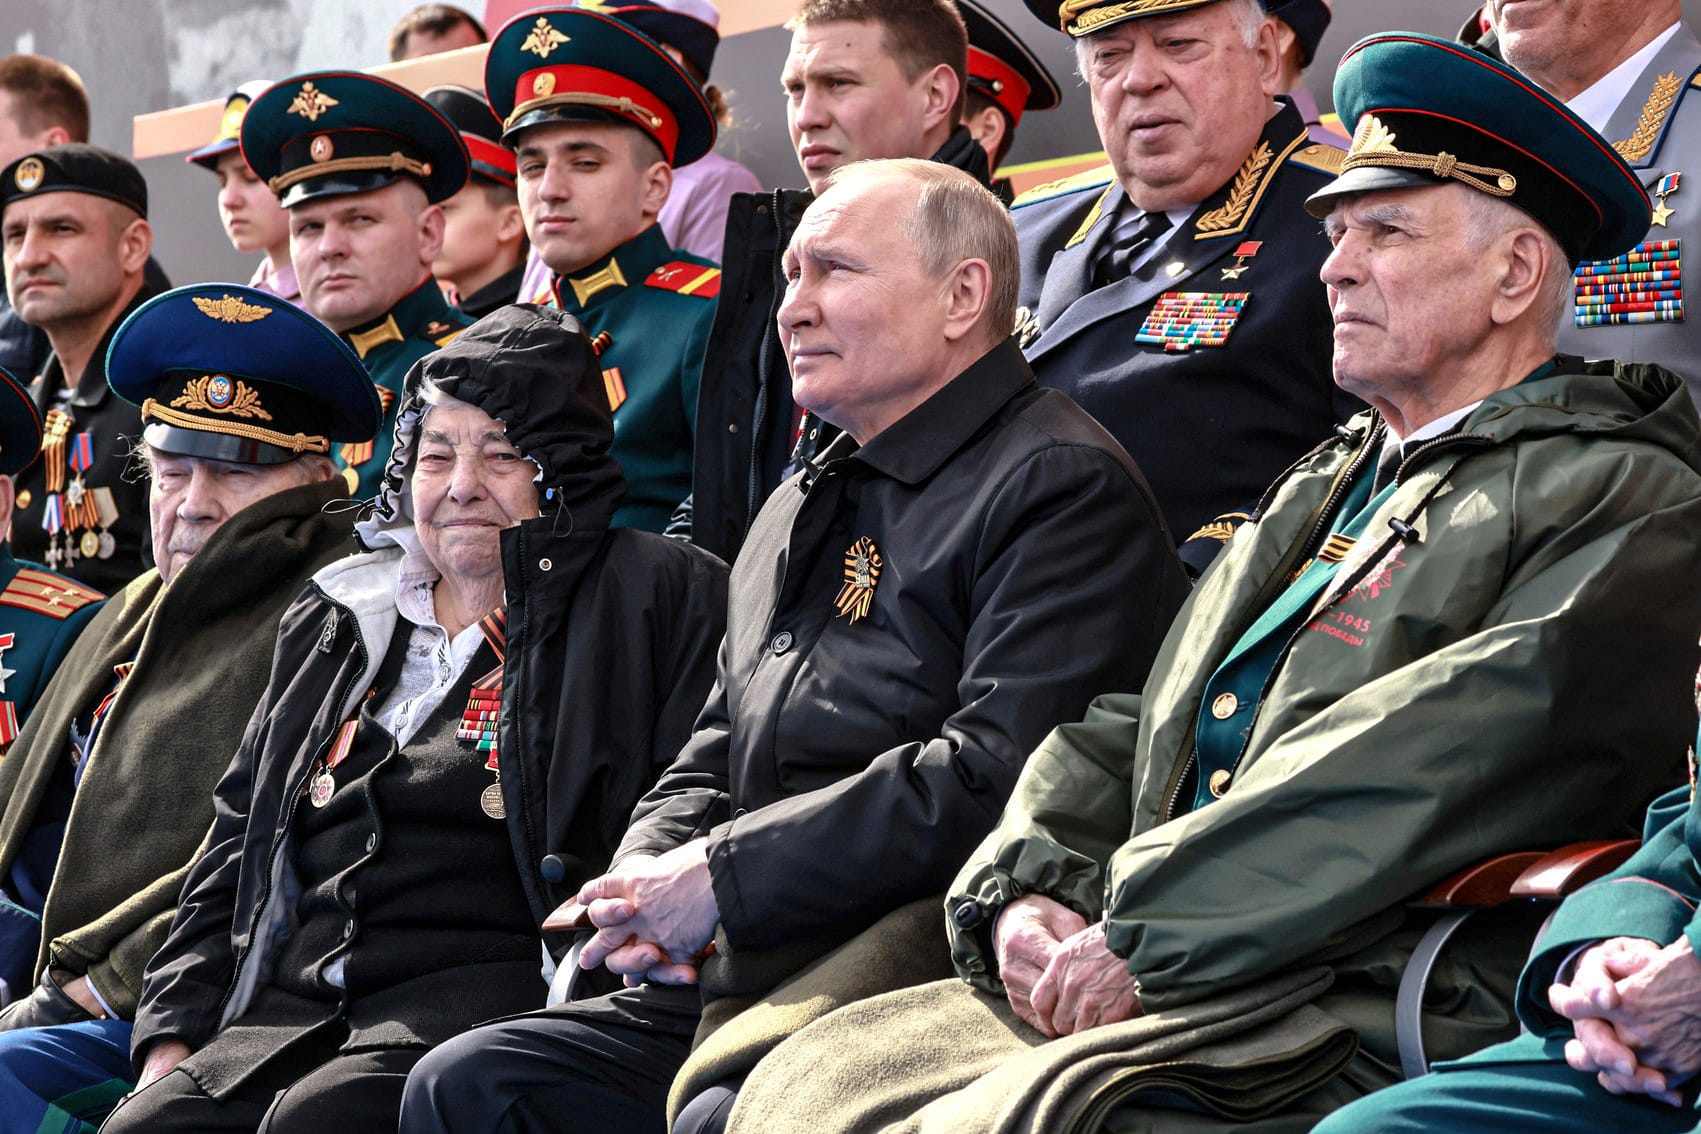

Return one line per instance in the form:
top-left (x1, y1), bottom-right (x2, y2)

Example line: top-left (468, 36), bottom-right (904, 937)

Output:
top-left (1093, 208), bottom-right (1174, 287)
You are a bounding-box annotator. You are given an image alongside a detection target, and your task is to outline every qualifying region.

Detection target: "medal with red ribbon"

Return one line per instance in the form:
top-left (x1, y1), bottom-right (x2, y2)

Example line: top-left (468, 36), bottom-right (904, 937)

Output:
top-left (458, 606), bottom-right (507, 819)
top-left (309, 717), bottom-right (360, 808)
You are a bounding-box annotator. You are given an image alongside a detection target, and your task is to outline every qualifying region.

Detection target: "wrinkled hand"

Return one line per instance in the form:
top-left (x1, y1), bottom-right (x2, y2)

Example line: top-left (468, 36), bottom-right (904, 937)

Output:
top-left (1029, 921), bottom-right (1142, 1038)
top-left (993, 894), bottom-right (1087, 1036)
top-left (1551, 936), bottom-right (1698, 1106)
top-left (576, 842), bottom-right (719, 986)
top-left (133, 1040), bottom-right (191, 1092)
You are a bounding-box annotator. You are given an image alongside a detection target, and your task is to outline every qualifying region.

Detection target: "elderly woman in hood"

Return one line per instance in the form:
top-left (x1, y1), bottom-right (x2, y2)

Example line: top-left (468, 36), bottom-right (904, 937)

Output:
top-left (102, 306), bottom-right (729, 1133)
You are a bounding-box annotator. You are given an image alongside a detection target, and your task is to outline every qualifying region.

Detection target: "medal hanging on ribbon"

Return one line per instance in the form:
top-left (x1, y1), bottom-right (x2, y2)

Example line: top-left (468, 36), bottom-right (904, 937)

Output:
top-left (66, 433), bottom-right (97, 558)
top-left (89, 487), bottom-right (118, 559)
top-left (459, 606), bottom-right (507, 819)
top-left (40, 493), bottom-right (63, 569)
top-left (40, 411), bottom-right (71, 568)
top-left (309, 718), bottom-right (359, 808)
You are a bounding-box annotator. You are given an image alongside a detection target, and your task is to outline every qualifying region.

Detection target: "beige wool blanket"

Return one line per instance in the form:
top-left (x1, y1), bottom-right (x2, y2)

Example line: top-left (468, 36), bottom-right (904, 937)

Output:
top-left (723, 964), bottom-right (1355, 1134)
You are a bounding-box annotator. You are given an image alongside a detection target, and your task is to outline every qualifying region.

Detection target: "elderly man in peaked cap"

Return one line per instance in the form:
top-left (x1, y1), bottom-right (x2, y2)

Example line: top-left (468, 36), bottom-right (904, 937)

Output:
top-left (701, 31), bottom-right (1701, 1134)
top-left (242, 70), bottom-right (475, 500)
top-left (0, 283), bottom-right (379, 1134)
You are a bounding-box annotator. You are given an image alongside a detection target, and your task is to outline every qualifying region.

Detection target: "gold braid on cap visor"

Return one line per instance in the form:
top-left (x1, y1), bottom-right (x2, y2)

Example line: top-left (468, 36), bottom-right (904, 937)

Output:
top-left (1341, 149), bottom-right (1517, 197)
top-left (268, 152), bottom-right (432, 195)
top-left (140, 399), bottom-right (331, 454)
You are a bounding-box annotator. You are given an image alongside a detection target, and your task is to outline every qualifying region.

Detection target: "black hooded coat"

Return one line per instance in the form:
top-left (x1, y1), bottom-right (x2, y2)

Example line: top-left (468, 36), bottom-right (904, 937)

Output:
top-left (127, 306), bottom-right (729, 1078)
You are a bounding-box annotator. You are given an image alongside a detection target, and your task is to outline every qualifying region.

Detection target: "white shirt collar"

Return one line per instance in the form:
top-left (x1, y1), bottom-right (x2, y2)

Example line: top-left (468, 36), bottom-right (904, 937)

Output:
top-left (1566, 23), bottom-right (1681, 133)
top-left (1383, 401), bottom-right (1483, 456)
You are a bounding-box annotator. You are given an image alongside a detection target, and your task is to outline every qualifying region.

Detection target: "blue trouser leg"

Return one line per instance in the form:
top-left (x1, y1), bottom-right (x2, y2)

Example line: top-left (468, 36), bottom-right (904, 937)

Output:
top-left (0, 1018), bottom-right (134, 1134)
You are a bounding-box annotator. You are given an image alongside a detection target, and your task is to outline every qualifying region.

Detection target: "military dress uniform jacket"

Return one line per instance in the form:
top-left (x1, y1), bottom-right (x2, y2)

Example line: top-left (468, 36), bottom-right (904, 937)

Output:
top-left (0, 478), bottom-right (356, 1024)
top-left (0, 546), bottom-right (102, 737)
top-left (1558, 24), bottom-right (1701, 405)
top-left (340, 278), bottom-right (472, 500)
top-left (1012, 101), bottom-right (1358, 549)
top-left (618, 339), bottom-right (1188, 959)
top-left (686, 126), bottom-right (994, 564)
top-left (550, 224), bottom-right (719, 533)
top-left (948, 360), bottom-right (1701, 1086)
top-left (13, 282), bottom-right (164, 594)
top-left (130, 350), bottom-right (727, 1064)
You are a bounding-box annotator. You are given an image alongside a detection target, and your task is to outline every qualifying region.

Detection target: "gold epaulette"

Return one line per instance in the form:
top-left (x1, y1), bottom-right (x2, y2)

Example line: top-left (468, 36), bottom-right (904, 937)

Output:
top-left (433, 328), bottom-right (464, 348)
top-left (423, 319), bottom-right (465, 349)
top-left (1, 568), bottom-right (102, 619)
top-left (1288, 141), bottom-right (1346, 175)
top-left (1012, 164), bottom-right (1116, 208)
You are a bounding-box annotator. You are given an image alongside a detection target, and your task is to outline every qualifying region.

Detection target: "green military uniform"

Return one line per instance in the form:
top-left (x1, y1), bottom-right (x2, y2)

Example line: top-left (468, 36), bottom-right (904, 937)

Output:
top-left (484, 6), bottom-right (719, 533)
top-left (239, 69), bottom-right (472, 501)
top-left (927, 26), bottom-right (1696, 1132)
top-left (549, 224), bottom-right (717, 531)
top-left (339, 280), bottom-right (471, 499)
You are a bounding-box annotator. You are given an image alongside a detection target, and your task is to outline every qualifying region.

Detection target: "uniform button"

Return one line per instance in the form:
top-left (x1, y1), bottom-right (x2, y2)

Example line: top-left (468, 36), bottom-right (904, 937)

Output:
top-left (1210, 692), bottom-right (1238, 719)
top-left (343, 919), bottom-right (355, 939)
top-left (951, 899), bottom-right (985, 930)
top-left (727, 422), bottom-right (739, 434)
top-left (539, 557), bottom-right (553, 571)
top-left (1208, 769), bottom-right (1232, 797)
top-left (771, 631), bottom-right (793, 655)
top-left (365, 833), bottom-right (377, 853)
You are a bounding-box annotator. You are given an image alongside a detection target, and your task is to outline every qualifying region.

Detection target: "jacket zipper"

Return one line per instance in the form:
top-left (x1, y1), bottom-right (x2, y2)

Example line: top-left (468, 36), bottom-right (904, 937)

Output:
top-left (215, 593), bottom-right (368, 1022)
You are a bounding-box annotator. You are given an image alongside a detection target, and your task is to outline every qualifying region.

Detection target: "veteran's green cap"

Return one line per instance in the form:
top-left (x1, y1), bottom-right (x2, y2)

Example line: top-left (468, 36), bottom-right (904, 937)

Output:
top-left (1305, 32), bottom-right (1651, 264)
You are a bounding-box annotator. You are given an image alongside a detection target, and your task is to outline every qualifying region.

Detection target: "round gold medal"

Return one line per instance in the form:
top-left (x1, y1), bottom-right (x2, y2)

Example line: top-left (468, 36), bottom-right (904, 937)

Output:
top-left (480, 782), bottom-right (506, 819)
top-left (80, 530), bottom-right (100, 558)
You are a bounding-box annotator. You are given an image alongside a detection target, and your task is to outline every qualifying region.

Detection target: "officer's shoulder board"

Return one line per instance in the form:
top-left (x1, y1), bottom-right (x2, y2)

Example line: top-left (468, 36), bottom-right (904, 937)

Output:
top-left (1, 568), bottom-right (102, 619)
top-left (645, 262), bottom-right (722, 300)
top-left (1286, 141), bottom-right (1346, 176)
top-left (1012, 164), bottom-right (1117, 209)
top-left (423, 319), bottom-right (466, 349)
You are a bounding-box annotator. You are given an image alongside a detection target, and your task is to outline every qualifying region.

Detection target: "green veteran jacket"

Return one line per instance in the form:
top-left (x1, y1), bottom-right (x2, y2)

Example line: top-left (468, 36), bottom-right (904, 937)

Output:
top-left (948, 359), bottom-right (1701, 1073)
top-left (339, 279), bottom-right (473, 500)
top-left (549, 223), bottom-right (718, 533)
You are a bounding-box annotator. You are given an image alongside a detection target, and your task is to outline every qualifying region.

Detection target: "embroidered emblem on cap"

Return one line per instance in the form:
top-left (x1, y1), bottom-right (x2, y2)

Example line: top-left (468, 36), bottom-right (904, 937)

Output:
top-left (192, 293), bottom-right (273, 324)
top-left (521, 17), bottom-right (570, 58)
top-left (288, 81), bottom-right (339, 123)
top-left (171, 375), bottom-right (274, 421)
top-left (13, 157), bottom-right (43, 192)
top-left (1136, 292), bottom-right (1250, 351)
top-left (1573, 238), bottom-right (1684, 326)
top-left (533, 72), bottom-right (557, 98)
top-left (310, 135), bottom-right (334, 162)
top-left (835, 537), bottom-right (883, 624)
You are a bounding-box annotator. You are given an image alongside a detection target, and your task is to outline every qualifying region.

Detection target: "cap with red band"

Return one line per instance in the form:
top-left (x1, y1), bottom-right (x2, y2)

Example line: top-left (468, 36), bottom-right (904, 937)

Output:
top-left (484, 8), bottom-right (715, 169)
top-left (425, 85), bottom-right (517, 188)
top-left (960, 0), bottom-right (1060, 129)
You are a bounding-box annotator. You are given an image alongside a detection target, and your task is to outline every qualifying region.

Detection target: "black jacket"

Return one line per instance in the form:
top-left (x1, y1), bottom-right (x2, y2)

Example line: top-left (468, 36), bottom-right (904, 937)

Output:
top-left (130, 306), bottom-right (728, 1061)
top-left (1012, 102), bottom-right (1358, 560)
top-left (619, 339), bottom-right (1188, 959)
top-left (685, 126), bottom-right (994, 564)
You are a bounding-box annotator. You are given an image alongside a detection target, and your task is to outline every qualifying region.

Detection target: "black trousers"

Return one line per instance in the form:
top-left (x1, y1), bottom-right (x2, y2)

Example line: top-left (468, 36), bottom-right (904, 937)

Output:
top-left (398, 985), bottom-right (702, 1134)
top-left (100, 1044), bottom-right (423, 1134)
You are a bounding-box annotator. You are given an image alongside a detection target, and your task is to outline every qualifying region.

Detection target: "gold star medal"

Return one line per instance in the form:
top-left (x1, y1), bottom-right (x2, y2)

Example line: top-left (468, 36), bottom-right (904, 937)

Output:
top-left (835, 537), bottom-right (883, 624)
top-left (1652, 171), bottom-right (1681, 227)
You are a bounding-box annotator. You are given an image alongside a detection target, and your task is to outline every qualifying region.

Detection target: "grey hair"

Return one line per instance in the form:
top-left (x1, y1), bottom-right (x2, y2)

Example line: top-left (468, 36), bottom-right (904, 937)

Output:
top-left (1074, 0), bottom-right (1264, 78)
top-left (821, 158), bottom-right (1020, 342)
top-left (1461, 192), bottom-right (1573, 336)
top-left (417, 375), bottom-right (469, 411)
